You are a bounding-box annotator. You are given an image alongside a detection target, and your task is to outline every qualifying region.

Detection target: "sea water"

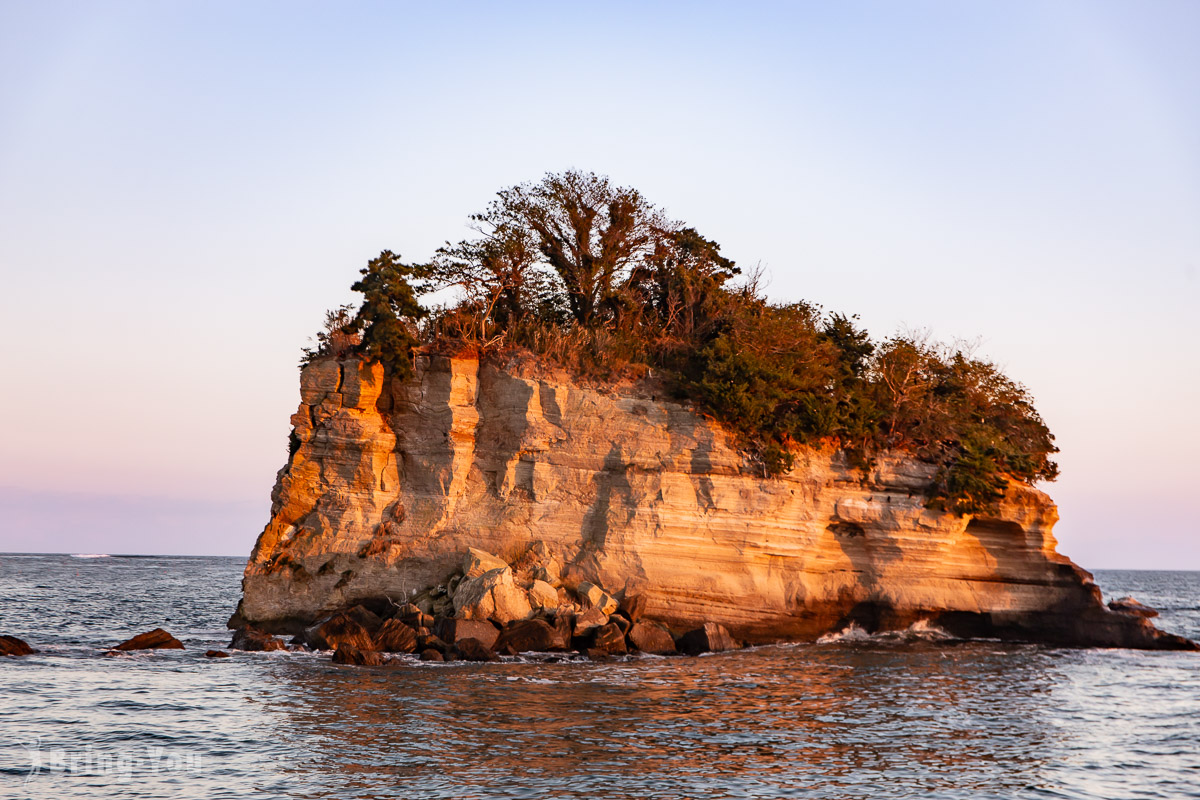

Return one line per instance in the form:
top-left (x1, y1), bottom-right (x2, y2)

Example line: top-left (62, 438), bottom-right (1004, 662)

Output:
top-left (1, 554), bottom-right (1198, 799)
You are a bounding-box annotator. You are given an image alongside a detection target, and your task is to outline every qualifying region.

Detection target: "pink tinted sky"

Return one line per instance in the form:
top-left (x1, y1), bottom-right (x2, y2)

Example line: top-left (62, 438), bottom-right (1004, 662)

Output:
top-left (0, 2), bottom-right (1197, 566)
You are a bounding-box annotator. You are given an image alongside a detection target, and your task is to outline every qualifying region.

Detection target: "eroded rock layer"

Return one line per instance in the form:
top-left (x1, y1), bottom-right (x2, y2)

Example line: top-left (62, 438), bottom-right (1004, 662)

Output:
top-left (233, 355), bottom-right (1193, 650)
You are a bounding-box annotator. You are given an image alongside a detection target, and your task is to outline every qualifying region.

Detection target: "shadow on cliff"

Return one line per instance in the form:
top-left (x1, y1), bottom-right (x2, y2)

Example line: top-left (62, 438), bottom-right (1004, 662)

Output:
top-left (569, 444), bottom-right (635, 579)
top-left (826, 518), bottom-right (908, 635)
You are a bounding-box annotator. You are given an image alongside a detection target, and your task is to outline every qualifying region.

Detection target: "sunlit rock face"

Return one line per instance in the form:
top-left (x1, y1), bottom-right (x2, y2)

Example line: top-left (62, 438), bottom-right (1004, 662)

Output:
top-left (233, 354), bottom-right (1192, 649)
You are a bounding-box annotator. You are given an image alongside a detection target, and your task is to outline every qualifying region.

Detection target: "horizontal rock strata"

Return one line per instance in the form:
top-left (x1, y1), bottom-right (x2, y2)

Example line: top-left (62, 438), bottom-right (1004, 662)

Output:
top-left (232, 354), bottom-right (1194, 650)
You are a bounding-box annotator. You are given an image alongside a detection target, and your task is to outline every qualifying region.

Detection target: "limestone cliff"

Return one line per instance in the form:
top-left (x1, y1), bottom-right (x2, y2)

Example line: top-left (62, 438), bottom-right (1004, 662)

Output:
top-left (233, 354), bottom-right (1192, 649)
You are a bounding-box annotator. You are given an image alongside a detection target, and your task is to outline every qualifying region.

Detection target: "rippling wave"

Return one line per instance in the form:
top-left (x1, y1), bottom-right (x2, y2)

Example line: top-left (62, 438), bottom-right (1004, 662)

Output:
top-left (1, 555), bottom-right (1198, 799)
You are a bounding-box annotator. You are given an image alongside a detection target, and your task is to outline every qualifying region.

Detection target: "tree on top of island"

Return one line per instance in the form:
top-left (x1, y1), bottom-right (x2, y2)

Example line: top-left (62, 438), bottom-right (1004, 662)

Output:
top-left (302, 170), bottom-right (1058, 515)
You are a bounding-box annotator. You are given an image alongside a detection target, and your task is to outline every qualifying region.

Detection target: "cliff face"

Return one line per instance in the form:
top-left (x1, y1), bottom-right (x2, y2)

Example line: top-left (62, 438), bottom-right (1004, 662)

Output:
top-left (234, 354), bottom-right (1190, 649)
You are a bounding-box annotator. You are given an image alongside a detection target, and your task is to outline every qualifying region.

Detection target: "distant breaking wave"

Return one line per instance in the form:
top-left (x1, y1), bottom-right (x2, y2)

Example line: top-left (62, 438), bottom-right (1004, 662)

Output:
top-left (70, 553), bottom-right (111, 559)
top-left (817, 619), bottom-right (954, 644)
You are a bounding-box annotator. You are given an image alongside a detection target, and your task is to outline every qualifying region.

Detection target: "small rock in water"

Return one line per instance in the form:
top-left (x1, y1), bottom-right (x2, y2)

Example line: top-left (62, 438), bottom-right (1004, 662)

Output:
top-left (1108, 597), bottom-right (1159, 618)
top-left (229, 627), bottom-right (287, 652)
top-left (332, 644), bottom-right (386, 666)
top-left (112, 628), bottom-right (185, 651)
top-left (419, 648), bottom-right (444, 662)
top-left (204, 650), bottom-right (230, 658)
top-left (0, 635), bottom-right (36, 656)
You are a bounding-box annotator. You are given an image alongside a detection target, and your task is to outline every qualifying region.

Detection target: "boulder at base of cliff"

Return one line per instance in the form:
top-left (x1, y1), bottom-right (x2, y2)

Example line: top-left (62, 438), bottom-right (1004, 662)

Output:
top-left (113, 628), bottom-right (185, 651)
top-left (619, 594), bottom-right (647, 623)
top-left (0, 635), bottom-right (36, 656)
top-left (453, 567), bottom-right (532, 624)
top-left (304, 612), bottom-right (375, 651)
top-left (463, 547), bottom-right (509, 578)
top-left (678, 623), bottom-right (738, 655)
top-left (494, 619), bottom-right (566, 654)
top-left (550, 610), bottom-right (574, 644)
top-left (332, 644), bottom-right (386, 666)
top-left (417, 633), bottom-right (453, 655)
top-left (455, 638), bottom-right (499, 662)
top-left (419, 648), bottom-right (443, 661)
top-left (395, 603), bottom-right (434, 630)
top-left (577, 582), bottom-right (619, 615)
top-left (573, 607), bottom-right (608, 637)
top-left (374, 619), bottom-right (418, 653)
top-left (590, 623), bottom-right (628, 655)
top-left (343, 604), bottom-right (385, 634)
top-left (527, 580), bottom-right (560, 610)
top-left (435, 618), bottom-right (500, 650)
top-left (229, 627), bottom-right (287, 652)
top-left (1108, 597), bottom-right (1159, 618)
top-left (628, 621), bottom-right (676, 655)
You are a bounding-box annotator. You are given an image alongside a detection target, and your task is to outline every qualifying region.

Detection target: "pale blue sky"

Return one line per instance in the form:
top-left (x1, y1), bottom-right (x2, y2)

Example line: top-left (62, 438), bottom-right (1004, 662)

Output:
top-left (1, 1), bottom-right (1197, 565)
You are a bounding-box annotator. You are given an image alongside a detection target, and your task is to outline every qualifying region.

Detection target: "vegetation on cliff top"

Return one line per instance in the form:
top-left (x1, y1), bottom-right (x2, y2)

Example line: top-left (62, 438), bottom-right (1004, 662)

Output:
top-left (303, 170), bottom-right (1058, 514)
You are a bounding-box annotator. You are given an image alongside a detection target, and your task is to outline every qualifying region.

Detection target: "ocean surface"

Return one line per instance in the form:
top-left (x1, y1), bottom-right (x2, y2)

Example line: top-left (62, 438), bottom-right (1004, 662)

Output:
top-left (1, 555), bottom-right (1198, 800)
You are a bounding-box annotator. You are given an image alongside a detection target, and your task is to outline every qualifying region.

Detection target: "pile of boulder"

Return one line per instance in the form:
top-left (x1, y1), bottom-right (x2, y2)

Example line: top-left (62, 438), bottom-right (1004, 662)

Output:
top-left (230, 544), bottom-right (741, 666)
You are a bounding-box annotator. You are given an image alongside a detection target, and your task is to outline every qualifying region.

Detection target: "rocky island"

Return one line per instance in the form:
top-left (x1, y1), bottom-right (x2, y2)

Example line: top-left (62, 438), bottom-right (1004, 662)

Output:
top-left (230, 171), bottom-right (1195, 657)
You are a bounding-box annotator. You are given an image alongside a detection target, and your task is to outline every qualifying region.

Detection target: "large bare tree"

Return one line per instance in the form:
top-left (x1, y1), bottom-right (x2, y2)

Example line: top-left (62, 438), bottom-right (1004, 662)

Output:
top-left (446, 170), bottom-right (676, 326)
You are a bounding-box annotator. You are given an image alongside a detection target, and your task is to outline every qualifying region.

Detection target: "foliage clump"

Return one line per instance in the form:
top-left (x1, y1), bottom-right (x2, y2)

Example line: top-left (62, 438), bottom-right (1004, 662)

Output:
top-left (303, 170), bottom-right (1058, 514)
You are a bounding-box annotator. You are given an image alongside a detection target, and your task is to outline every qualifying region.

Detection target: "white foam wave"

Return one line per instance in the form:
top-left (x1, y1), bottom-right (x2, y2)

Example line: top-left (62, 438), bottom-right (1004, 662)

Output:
top-left (817, 619), bottom-right (955, 644)
top-left (817, 623), bottom-right (874, 643)
top-left (70, 553), bottom-right (111, 559)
